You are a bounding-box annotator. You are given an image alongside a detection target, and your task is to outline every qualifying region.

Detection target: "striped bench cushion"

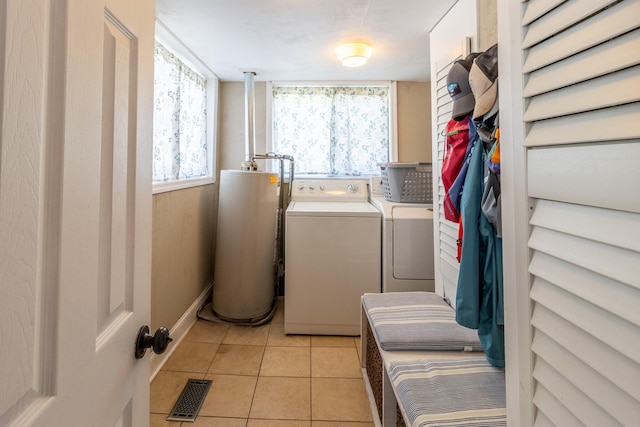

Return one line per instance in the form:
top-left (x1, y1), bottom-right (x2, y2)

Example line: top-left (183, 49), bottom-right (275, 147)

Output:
top-left (388, 357), bottom-right (506, 427)
top-left (362, 292), bottom-right (482, 351)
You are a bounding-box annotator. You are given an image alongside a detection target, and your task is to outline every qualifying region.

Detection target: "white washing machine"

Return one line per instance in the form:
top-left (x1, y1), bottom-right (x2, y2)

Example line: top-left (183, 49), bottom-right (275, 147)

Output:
top-left (369, 177), bottom-right (435, 293)
top-left (284, 178), bottom-right (381, 336)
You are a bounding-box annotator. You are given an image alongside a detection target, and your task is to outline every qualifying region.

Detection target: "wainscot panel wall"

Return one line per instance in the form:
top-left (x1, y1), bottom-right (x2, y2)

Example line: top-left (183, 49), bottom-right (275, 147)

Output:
top-left (151, 184), bottom-right (216, 331)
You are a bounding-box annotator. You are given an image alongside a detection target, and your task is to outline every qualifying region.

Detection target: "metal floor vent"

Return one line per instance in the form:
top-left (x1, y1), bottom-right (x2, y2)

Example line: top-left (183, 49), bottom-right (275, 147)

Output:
top-left (166, 379), bottom-right (212, 422)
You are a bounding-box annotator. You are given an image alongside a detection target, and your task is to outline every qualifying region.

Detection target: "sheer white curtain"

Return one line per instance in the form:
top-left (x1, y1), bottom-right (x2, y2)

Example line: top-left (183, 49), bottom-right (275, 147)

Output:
top-left (272, 85), bottom-right (390, 175)
top-left (153, 42), bottom-right (207, 182)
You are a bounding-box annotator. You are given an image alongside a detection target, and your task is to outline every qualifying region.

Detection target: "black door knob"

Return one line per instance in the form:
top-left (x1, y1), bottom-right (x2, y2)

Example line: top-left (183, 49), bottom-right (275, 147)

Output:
top-left (135, 325), bottom-right (173, 359)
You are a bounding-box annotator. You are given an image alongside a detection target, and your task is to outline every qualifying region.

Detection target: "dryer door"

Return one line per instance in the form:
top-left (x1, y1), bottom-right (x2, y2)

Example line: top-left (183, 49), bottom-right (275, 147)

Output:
top-left (392, 207), bottom-right (435, 280)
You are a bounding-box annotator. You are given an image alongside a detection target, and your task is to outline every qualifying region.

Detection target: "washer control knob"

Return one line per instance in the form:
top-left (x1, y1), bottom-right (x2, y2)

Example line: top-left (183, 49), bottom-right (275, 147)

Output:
top-left (319, 185), bottom-right (325, 192)
top-left (347, 184), bottom-right (358, 193)
top-left (297, 185), bottom-right (305, 192)
top-left (309, 185), bottom-right (315, 191)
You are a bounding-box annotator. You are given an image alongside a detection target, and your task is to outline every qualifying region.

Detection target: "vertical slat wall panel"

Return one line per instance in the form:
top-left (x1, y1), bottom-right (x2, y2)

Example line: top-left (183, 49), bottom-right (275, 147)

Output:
top-left (522, 0), bottom-right (640, 425)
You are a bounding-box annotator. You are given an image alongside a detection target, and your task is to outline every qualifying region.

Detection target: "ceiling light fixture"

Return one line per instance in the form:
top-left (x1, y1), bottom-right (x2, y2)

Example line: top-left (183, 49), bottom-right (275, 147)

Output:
top-left (335, 43), bottom-right (372, 67)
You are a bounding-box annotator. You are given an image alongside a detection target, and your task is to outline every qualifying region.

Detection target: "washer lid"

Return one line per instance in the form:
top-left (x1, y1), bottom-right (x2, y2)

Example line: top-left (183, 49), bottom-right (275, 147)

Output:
top-left (286, 201), bottom-right (381, 217)
top-left (370, 195), bottom-right (434, 219)
top-left (392, 206), bottom-right (434, 220)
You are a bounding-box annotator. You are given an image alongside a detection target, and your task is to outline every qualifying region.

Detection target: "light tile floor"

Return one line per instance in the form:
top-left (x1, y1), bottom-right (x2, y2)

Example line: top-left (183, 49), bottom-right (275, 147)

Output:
top-left (150, 298), bottom-right (374, 427)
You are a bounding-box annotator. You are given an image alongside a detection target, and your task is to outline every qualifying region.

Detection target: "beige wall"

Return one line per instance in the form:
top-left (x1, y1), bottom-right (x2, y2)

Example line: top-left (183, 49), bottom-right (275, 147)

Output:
top-left (151, 184), bottom-right (217, 330)
top-left (397, 81), bottom-right (432, 163)
top-left (218, 81), bottom-right (268, 171)
top-left (478, 0), bottom-right (498, 50)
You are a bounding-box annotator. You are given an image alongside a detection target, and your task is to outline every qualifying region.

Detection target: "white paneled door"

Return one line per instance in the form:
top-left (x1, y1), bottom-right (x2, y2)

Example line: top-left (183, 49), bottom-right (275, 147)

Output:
top-left (0, 0), bottom-right (154, 426)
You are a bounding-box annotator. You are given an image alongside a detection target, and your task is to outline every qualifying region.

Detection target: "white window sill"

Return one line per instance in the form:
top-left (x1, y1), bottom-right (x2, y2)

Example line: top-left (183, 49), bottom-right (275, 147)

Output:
top-left (152, 176), bottom-right (215, 195)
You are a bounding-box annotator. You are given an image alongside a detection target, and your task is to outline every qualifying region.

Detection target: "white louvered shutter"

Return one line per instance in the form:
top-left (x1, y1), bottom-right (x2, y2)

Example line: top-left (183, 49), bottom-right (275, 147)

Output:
top-left (502, 0), bottom-right (640, 425)
top-left (429, 0), bottom-right (478, 304)
top-left (432, 54), bottom-right (463, 305)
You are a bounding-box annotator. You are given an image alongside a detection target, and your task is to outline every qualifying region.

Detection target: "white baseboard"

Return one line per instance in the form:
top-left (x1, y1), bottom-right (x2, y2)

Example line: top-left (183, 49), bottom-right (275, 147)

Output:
top-left (149, 281), bottom-right (213, 382)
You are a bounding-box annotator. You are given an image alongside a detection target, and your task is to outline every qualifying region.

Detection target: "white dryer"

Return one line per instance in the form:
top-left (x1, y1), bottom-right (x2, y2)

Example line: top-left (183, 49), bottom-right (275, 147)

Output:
top-left (284, 178), bottom-right (381, 336)
top-left (369, 177), bottom-right (435, 293)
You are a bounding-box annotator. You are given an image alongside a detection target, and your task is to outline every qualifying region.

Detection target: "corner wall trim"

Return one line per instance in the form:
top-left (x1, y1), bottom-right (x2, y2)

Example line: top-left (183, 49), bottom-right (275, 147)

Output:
top-left (149, 281), bottom-right (213, 382)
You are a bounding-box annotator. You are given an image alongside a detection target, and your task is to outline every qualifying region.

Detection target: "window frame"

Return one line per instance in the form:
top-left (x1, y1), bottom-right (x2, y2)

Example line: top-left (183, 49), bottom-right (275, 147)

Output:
top-left (265, 81), bottom-right (398, 177)
top-left (152, 19), bottom-right (219, 194)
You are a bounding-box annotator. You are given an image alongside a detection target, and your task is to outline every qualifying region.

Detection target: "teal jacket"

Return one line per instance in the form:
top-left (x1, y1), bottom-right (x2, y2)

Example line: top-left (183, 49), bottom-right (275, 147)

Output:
top-left (455, 126), bottom-right (505, 367)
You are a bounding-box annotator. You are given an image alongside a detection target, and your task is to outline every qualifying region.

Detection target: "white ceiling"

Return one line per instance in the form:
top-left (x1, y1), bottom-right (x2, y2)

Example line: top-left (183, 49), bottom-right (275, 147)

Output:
top-left (155, 0), bottom-right (457, 82)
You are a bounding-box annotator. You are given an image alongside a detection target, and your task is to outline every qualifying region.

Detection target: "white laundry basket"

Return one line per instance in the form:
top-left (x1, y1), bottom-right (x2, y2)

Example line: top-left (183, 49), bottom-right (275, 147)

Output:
top-left (380, 162), bottom-right (433, 203)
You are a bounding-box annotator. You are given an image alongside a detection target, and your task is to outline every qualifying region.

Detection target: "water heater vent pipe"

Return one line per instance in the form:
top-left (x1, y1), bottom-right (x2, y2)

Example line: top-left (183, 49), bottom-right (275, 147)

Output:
top-left (241, 71), bottom-right (259, 171)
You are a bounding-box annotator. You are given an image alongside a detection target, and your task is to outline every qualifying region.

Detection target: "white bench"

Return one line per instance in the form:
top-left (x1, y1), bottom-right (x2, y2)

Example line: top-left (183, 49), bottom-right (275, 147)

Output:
top-left (360, 292), bottom-right (506, 427)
